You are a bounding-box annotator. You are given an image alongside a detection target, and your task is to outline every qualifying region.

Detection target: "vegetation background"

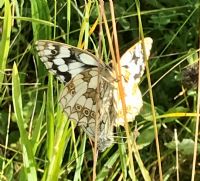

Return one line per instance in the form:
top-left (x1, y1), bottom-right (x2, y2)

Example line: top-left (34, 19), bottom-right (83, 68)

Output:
top-left (0, 0), bottom-right (200, 180)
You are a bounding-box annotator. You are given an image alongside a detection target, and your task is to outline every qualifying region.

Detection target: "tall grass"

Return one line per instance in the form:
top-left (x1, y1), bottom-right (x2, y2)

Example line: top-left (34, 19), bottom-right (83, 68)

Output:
top-left (0, 0), bottom-right (199, 180)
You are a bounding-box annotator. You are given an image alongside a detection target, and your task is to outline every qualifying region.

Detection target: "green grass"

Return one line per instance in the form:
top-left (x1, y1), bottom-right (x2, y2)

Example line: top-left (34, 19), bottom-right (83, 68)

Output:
top-left (0, 0), bottom-right (200, 180)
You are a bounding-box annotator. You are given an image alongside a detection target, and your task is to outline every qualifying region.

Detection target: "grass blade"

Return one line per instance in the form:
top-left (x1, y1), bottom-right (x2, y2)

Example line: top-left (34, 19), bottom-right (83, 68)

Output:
top-left (0, 0), bottom-right (11, 90)
top-left (12, 62), bottom-right (37, 180)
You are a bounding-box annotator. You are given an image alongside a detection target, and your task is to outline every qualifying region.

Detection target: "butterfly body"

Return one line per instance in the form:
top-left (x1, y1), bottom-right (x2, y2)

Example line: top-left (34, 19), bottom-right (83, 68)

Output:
top-left (36, 38), bottom-right (153, 151)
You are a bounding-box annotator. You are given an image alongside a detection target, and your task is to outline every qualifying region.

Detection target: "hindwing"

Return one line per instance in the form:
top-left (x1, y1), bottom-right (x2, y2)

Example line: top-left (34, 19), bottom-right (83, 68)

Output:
top-left (59, 68), bottom-right (115, 151)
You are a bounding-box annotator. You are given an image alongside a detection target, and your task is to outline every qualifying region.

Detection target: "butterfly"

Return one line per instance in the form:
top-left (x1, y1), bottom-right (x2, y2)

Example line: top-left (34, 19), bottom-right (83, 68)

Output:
top-left (35, 38), bottom-right (153, 151)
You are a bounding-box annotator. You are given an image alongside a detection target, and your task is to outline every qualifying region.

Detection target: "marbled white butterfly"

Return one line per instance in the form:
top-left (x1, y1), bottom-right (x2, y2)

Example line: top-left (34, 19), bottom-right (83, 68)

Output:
top-left (35, 38), bottom-right (153, 151)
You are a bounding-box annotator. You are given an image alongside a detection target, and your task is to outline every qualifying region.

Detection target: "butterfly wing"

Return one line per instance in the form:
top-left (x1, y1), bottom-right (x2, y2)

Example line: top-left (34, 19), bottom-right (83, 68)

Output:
top-left (120, 37), bottom-right (153, 83)
top-left (35, 40), bottom-right (114, 151)
top-left (35, 40), bottom-right (101, 83)
top-left (114, 37), bottom-right (153, 126)
top-left (59, 68), bottom-right (115, 151)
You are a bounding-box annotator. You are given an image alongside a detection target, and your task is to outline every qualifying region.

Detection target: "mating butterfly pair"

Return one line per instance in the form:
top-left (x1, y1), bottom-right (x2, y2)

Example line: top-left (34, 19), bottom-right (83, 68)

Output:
top-left (35, 38), bottom-right (153, 151)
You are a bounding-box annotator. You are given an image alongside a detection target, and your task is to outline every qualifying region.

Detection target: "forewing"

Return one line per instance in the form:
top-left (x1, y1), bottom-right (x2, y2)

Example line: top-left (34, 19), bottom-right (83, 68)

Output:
top-left (35, 40), bottom-right (100, 83)
top-left (120, 37), bottom-right (153, 83)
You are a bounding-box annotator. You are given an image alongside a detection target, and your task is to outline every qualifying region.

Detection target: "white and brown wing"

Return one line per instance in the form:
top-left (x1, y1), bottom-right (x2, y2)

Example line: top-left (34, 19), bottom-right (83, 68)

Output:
top-left (35, 40), bottom-right (115, 151)
top-left (114, 37), bottom-right (153, 126)
top-left (59, 68), bottom-right (115, 151)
